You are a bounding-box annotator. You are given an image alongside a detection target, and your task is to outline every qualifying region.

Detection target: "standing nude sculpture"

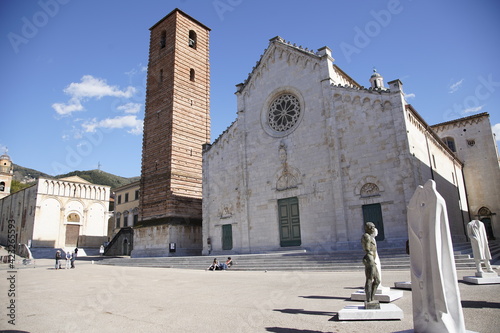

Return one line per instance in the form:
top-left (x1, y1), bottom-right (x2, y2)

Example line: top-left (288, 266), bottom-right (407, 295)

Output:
top-left (361, 222), bottom-right (380, 308)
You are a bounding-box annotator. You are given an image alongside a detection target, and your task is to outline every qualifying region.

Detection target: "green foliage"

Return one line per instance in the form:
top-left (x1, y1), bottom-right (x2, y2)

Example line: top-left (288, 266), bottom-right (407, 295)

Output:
top-left (10, 179), bottom-right (33, 193)
top-left (12, 164), bottom-right (139, 191)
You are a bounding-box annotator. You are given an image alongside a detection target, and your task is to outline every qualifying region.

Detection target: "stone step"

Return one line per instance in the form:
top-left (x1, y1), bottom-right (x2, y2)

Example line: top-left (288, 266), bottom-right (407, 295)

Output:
top-left (98, 248), bottom-right (476, 271)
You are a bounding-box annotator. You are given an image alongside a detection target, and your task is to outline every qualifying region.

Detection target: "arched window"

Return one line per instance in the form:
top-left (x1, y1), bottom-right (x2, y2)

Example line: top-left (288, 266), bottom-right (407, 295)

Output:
top-left (188, 30), bottom-right (197, 49)
top-left (160, 30), bottom-right (166, 48)
top-left (190, 68), bottom-right (195, 82)
top-left (442, 137), bottom-right (456, 152)
top-left (0, 182), bottom-right (5, 192)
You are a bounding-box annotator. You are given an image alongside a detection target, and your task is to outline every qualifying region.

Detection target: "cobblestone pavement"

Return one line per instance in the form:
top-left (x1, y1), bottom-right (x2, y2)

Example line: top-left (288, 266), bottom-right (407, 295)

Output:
top-left (1, 258), bottom-right (499, 333)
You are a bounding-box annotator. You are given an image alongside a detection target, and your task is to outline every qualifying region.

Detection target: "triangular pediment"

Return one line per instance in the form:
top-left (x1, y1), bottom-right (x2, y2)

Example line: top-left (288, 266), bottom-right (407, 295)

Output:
top-left (236, 36), bottom-right (361, 94)
top-left (58, 175), bottom-right (91, 184)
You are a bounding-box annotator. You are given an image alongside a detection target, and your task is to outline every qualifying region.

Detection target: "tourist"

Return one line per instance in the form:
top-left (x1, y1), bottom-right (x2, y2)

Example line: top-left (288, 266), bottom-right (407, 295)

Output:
top-left (219, 257), bottom-right (233, 270)
top-left (71, 248), bottom-right (78, 268)
top-left (65, 251), bottom-right (72, 269)
top-left (55, 250), bottom-right (62, 270)
top-left (207, 258), bottom-right (219, 271)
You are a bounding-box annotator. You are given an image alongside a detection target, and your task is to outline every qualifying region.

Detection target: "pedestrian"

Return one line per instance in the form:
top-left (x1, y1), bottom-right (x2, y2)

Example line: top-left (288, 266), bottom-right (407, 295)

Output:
top-left (65, 251), bottom-right (72, 269)
top-left (71, 247), bottom-right (78, 268)
top-left (55, 250), bottom-right (62, 270)
top-left (99, 245), bottom-right (105, 256)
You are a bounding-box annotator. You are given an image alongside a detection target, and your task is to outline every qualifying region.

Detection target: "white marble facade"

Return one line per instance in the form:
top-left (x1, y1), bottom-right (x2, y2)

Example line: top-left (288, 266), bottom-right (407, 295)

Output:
top-left (0, 176), bottom-right (110, 249)
top-left (202, 36), bottom-right (495, 255)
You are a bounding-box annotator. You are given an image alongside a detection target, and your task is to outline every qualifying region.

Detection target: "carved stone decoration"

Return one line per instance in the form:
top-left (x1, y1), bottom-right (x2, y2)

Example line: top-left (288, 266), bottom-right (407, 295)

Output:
top-left (219, 204), bottom-right (233, 219)
top-left (360, 183), bottom-right (380, 197)
top-left (276, 142), bottom-right (300, 191)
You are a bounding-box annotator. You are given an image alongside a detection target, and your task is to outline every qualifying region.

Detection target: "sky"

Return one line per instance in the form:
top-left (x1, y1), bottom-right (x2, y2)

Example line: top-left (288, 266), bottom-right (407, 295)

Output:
top-left (1, 0), bottom-right (499, 178)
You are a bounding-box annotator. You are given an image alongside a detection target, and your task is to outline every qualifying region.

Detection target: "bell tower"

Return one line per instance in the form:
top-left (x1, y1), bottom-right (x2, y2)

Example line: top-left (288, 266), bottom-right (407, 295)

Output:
top-left (135, 9), bottom-right (210, 256)
top-left (0, 152), bottom-right (13, 199)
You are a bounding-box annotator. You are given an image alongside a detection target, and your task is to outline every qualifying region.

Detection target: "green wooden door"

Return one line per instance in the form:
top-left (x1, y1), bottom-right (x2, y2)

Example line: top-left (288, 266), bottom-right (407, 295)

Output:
top-left (362, 203), bottom-right (385, 241)
top-left (222, 224), bottom-right (233, 250)
top-left (278, 197), bottom-right (301, 247)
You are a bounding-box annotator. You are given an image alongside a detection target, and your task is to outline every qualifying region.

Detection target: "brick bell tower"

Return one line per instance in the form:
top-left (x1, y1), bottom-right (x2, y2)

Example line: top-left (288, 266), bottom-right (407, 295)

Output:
top-left (133, 9), bottom-right (210, 257)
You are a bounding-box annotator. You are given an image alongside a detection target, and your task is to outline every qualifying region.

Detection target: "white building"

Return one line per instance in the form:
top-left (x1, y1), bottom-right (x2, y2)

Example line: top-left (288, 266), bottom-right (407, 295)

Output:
top-left (0, 176), bottom-right (111, 250)
top-left (202, 36), bottom-right (499, 255)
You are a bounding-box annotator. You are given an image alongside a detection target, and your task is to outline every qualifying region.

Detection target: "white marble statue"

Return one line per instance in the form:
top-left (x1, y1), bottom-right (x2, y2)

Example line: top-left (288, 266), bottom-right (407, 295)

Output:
top-left (407, 180), bottom-right (465, 333)
top-left (467, 220), bottom-right (494, 275)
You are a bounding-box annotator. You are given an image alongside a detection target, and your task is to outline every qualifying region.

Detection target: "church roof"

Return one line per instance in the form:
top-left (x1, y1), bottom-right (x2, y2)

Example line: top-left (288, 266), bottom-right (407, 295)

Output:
top-left (431, 112), bottom-right (489, 128)
top-left (236, 36), bottom-right (362, 94)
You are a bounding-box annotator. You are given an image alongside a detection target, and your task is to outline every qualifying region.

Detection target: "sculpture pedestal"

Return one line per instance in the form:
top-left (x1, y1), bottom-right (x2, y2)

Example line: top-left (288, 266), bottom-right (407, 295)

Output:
top-left (350, 286), bottom-right (403, 303)
top-left (463, 271), bottom-right (500, 285)
top-left (394, 281), bottom-right (411, 290)
top-left (338, 303), bottom-right (403, 321)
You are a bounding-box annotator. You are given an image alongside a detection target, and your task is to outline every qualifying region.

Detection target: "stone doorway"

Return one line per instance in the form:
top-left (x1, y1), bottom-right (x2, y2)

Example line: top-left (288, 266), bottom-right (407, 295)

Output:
top-left (65, 213), bottom-right (81, 247)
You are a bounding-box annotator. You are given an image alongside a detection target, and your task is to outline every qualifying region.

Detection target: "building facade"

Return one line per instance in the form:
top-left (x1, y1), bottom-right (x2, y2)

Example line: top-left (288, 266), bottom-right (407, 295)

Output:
top-left (105, 181), bottom-right (140, 255)
top-left (133, 8), bottom-right (211, 257)
top-left (432, 113), bottom-right (500, 239)
top-left (0, 176), bottom-right (110, 250)
top-left (201, 36), bottom-right (498, 255)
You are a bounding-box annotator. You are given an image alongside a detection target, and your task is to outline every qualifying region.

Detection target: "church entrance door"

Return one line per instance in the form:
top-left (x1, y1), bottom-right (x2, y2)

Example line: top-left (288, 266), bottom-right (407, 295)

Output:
top-left (278, 197), bottom-right (301, 247)
top-left (362, 203), bottom-right (385, 241)
top-left (65, 224), bottom-right (80, 247)
top-left (222, 224), bottom-right (233, 250)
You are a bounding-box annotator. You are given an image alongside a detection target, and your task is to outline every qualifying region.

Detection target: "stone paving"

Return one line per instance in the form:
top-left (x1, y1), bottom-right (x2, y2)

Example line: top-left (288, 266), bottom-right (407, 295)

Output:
top-left (1, 256), bottom-right (499, 333)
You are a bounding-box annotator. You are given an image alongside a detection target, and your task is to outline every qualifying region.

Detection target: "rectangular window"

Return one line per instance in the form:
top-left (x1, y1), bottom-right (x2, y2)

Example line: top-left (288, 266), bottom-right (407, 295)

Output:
top-left (125, 193), bottom-right (129, 203)
top-left (117, 195), bottom-right (122, 204)
top-left (116, 217), bottom-right (120, 229)
top-left (135, 190), bottom-right (139, 200)
top-left (133, 214), bottom-right (139, 226)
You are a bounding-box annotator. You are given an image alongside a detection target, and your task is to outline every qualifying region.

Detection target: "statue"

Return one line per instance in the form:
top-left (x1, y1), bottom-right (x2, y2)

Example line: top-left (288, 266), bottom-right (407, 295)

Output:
top-left (467, 220), bottom-right (494, 275)
top-left (361, 222), bottom-right (380, 308)
top-left (407, 180), bottom-right (465, 332)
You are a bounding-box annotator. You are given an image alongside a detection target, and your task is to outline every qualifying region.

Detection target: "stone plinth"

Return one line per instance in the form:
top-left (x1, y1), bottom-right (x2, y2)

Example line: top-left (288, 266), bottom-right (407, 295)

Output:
top-left (463, 272), bottom-right (500, 285)
top-left (394, 281), bottom-right (411, 290)
top-left (338, 303), bottom-right (403, 321)
top-left (350, 286), bottom-right (403, 302)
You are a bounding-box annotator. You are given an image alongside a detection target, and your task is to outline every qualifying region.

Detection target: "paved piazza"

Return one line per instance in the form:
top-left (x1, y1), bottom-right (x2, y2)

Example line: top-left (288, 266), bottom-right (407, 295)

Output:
top-left (1, 258), bottom-right (499, 332)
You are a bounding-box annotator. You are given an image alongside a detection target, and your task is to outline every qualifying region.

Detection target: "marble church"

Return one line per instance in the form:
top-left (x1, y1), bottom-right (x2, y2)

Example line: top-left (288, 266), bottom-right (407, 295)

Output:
top-left (201, 36), bottom-right (500, 255)
top-left (133, 9), bottom-right (499, 257)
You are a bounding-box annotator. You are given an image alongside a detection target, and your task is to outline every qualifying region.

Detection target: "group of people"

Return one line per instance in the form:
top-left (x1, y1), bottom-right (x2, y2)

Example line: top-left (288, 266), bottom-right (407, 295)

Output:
top-left (55, 248), bottom-right (78, 269)
top-left (207, 257), bottom-right (233, 271)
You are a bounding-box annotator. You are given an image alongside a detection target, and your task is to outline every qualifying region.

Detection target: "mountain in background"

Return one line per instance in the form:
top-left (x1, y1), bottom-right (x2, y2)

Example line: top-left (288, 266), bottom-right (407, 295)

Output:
top-left (13, 164), bottom-right (140, 190)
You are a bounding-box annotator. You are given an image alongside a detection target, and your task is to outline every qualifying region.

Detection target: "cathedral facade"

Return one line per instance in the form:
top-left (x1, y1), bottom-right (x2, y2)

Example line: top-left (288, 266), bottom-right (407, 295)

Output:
top-left (0, 176), bottom-right (110, 249)
top-left (202, 36), bottom-right (499, 255)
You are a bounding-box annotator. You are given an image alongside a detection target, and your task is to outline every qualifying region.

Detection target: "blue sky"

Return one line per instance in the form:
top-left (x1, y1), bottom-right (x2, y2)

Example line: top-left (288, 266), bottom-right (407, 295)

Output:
top-left (1, 0), bottom-right (499, 178)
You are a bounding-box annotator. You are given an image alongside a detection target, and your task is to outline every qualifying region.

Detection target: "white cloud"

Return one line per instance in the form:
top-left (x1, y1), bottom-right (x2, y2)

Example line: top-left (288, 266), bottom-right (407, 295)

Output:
top-left (449, 79), bottom-right (464, 94)
top-left (117, 102), bottom-right (141, 114)
top-left (64, 75), bottom-right (136, 99)
top-left (404, 93), bottom-right (416, 99)
top-left (463, 105), bottom-right (485, 113)
top-left (83, 115), bottom-right (143, 135)
top-left (52, 75), bottom-right (136, 116)
top-left (492, 123), bottom-right (500, 141)
top-left (52, 99), bottom-right (83, 116)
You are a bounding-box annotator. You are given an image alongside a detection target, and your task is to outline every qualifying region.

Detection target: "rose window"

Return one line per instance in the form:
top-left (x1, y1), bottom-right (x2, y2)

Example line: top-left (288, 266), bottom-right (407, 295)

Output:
top-left (268, 94), bottom-right (301, 132)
